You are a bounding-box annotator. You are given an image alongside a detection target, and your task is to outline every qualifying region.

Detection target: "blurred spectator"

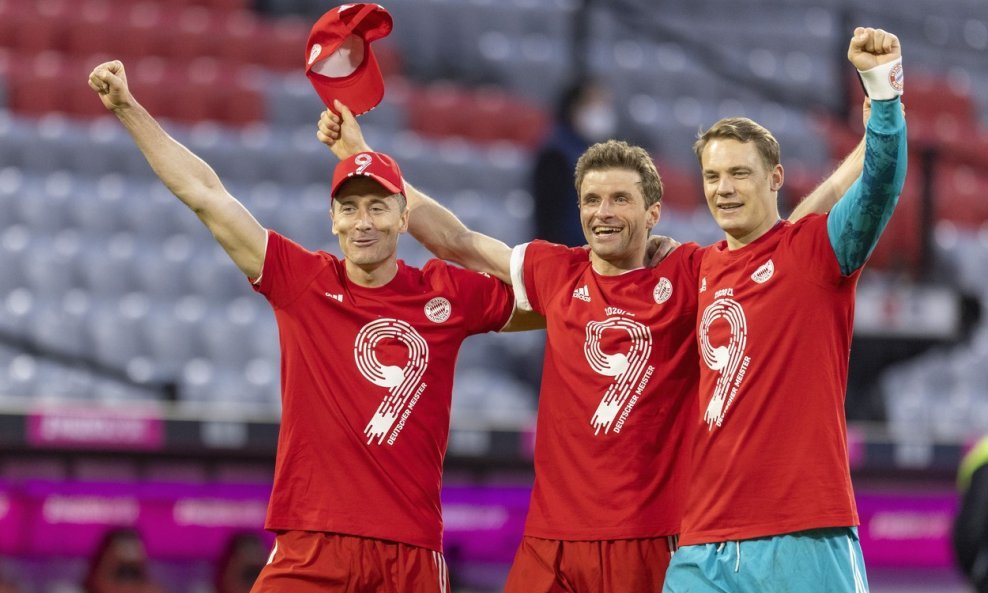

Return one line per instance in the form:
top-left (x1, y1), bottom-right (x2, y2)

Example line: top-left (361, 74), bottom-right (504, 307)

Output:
top-left (531, 78), bottom-right (617, 246)
top-left (214, 533), bottom-right (266, 593)
top-left (83, 528), bottom-right (162, 593)
top-left (0, 576), bottom-right (23, 593)
top-left (954, 436), bottom-right (988, 593)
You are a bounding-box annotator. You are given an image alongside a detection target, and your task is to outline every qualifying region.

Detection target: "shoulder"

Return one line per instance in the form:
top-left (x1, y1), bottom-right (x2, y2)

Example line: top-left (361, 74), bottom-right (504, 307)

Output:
top-left (657, 241), bottom-right (704, 280)
top-left (419, 258), bottom-right (497, 286)
top-left (781, 213), bottom-right (830, 246)
top-left (525, 239), bottom-right (590, 263)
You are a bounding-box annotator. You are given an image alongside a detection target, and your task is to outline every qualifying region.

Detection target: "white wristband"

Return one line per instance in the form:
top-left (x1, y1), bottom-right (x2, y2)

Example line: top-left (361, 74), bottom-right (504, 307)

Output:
top-left (857, 57), bottom-right (903, 101)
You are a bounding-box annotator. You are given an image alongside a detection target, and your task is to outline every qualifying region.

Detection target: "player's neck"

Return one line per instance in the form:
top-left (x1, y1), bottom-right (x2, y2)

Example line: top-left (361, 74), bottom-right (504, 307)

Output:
top-left (589, 249), bottom-right (646, 276)
top-left (345, 258), bottom-right (399, 288)
top-left (725, 217), bottom-right (782, 250)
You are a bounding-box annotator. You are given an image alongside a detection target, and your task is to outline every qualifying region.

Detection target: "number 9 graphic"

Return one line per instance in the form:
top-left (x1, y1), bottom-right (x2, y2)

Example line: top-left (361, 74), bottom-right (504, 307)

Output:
top-left (584, 317), bottom-right (652, 435)
top-left (354, 318), bottom-right (429, 444)
top-left (354, 153), bottom-right (373, 175)
top-left (699, 297), bottom-right (748, 429)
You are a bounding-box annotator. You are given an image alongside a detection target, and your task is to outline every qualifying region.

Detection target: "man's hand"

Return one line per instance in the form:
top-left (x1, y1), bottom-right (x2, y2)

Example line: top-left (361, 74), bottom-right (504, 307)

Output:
top-left (646, 235), bottom-right (681, 267)
top-left (88, 60), bottom-right (135, 112)
top-left (317, 100), bottom-right (372, 161)
top-left (847, 27), bottom-right (901, 71)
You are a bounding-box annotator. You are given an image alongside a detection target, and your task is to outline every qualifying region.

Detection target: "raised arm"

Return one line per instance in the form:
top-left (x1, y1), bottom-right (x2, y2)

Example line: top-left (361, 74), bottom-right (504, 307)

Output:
top-left (88, 60), bottom-right (266, 278)
top-left (827, 28), bottom-right (908, 275)
top-left (317, 101), bottom-right (512, 284)
top-left (788, 120), bottom-right (866, 222)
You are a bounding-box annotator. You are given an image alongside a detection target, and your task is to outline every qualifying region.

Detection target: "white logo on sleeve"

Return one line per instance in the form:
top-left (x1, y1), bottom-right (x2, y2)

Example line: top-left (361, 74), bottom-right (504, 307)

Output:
top-left (700, 277), bottom-right (707, 293)
top-left (424, 297), bottom-right (451, 323)
top-left (354, 319), bottom-right (430, 445)
top-left (751, 259), bottom-right (775, 284)
top-left (572, 285), bottom-right (591, 302)
top-left (584, 317), bottom-right (654, 435)
top-left (699, 294), bottom-right (751, 429)
top-left (653, 277), bottom-right (673, 304)
top-left (308, 44), bottom-right (322, 65)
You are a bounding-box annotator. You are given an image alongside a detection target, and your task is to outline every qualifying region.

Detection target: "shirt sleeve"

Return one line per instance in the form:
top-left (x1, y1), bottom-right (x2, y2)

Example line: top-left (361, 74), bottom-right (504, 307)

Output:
top-left (783, 214), bottom-right (855, 287)
top-left (826, 97), bottom-right (908, 275)
top-left (251, 231), bottom-right (330, 309)
top-left (510, 240), bottom-right (565, 316)
top-left (440, 263), bottom-right (515, 335)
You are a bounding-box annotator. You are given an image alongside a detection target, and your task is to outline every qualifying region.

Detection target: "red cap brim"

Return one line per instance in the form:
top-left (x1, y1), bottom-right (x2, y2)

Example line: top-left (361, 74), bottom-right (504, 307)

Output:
top-left (307, 48), bottom-right (385, 117)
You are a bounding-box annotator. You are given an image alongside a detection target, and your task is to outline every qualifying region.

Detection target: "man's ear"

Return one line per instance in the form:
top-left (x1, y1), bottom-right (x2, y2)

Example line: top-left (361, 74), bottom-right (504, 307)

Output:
top-left (770, 164), bottom-right (784, 192)
top-left (398, 207), bottom-right (410, 234)
top-left (330, 207), bottom-right (339, 235)
top-left (646, 200), bottom-right (662, 229)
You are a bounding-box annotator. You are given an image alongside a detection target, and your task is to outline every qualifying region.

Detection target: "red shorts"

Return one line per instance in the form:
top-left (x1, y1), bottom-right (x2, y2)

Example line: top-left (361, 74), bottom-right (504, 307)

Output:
top-left (250, 531), bottom-right (450, 593)
top-left (503, 535), bottom-right (678, 593)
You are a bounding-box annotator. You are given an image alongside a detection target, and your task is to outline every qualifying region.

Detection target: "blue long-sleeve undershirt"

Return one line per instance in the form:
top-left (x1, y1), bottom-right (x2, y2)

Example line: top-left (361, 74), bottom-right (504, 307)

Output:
top-left (826, 97), bottom-right (908, 276)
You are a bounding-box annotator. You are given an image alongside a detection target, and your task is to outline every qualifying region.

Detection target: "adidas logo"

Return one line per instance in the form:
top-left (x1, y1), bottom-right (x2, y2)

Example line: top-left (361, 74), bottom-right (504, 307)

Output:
top-left (572, 285), bottom-right (591, 302)
top-left (324, 292), bottom-right (344, 302)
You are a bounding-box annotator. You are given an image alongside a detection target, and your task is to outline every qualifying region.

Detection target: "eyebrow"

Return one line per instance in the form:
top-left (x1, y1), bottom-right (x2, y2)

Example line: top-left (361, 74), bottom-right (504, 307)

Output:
top-left (336, 197), bottom-right (393, 207)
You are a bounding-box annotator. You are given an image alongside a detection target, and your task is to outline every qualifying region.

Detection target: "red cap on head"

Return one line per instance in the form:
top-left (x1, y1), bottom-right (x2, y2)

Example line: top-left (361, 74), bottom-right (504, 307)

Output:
top-left (331, 151), bottom-right (405, 199)
top-left (305, 3), bottom-right (393, 116)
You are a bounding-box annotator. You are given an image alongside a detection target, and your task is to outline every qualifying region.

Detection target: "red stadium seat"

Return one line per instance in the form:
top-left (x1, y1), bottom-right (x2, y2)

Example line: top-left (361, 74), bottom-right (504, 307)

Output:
top-left (656, 163), bottom-right (703, 212)
top-left (374, 43), bottom-right (403, 79)
top-left (934, 160), bottom-right (988, 229)
top-left (406, 83), bottom-right (548, 146)
top-left (406, 82), bottom-right (472, 138)
top-left (163, 8), bottom-right (223, 62)
top-left (867, 171), bottom-right (923, 273)
top-left (11, 12), bottom-right (67, 54)
top-left (7, 52), bottom-right (74, 116)
top-left (216, 85), bottom-right (266, 125)
top-left (255, 19), bottom-right (307, 71)
top-left (846, 70), bottom-right (976, 150)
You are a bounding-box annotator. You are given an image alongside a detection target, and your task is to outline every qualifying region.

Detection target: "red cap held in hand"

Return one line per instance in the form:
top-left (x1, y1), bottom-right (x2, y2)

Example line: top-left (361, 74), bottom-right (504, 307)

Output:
top-left (305, 3), bottom-right (393, 116)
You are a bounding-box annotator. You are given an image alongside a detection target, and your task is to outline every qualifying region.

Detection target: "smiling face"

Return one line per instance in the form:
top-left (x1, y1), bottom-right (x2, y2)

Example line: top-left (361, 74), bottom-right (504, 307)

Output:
top-left (694, 118), bottom-right (784, 250)
top-left (331, 176), bottom-right (408, 280)
top-left (579, 167), bottom-right (661, 274)
top-left (700, 138), bottom-right (783, 249)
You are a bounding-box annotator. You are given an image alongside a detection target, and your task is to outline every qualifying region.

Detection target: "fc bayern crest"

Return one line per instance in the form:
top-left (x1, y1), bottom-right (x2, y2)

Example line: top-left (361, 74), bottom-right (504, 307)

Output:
top-left (424, 297), bottom-right (451, 323)
top-left (888, 62), bottom-right (903, 92)
top-left (653, 277), bottom-right (673, 304)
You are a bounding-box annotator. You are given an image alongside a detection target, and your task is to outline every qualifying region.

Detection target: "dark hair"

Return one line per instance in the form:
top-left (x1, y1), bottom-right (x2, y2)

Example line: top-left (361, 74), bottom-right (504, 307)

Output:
top-left (574, 140), bottom-right (663, 207)
top-left (694, 117), bottom-right (780, 170)
top-left (83, 528), bottom-right (149, 593)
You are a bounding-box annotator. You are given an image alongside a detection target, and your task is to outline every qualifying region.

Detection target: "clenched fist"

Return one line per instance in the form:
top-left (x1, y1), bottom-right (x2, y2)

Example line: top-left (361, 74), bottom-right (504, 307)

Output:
top-left (847, 27), bottom-right (901, 71)
top-left (87, 60), bottom-right (134, 112)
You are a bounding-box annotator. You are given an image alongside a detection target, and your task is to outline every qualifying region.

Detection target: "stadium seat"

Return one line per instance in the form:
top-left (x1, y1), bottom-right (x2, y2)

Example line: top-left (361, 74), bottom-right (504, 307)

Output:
top-left (934, 159), bottom-right (988, 228)
top-left (143, 297), bottom-right (208, 378)
top-left (657, 164), bottom-right (703, 211)
top-left (200, 297), bottom-right (263, 366)
top-left (78, 234), bottom-right (141, 297)
top-left (87, 294), bottom-right (151, 369)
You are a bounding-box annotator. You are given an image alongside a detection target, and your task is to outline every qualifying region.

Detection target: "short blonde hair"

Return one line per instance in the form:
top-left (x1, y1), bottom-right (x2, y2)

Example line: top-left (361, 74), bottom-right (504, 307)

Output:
top-left (694, 117), bottom-right (780, 170)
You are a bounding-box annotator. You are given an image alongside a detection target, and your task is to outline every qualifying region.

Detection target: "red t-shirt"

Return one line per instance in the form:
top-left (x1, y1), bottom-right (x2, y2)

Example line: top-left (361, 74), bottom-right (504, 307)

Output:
top-left (511, 240), bottom-right (700, 540)
top-left (681, 215), bottom-right (860, 545)
top-left (252, 231), bottom-right (514, 551)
